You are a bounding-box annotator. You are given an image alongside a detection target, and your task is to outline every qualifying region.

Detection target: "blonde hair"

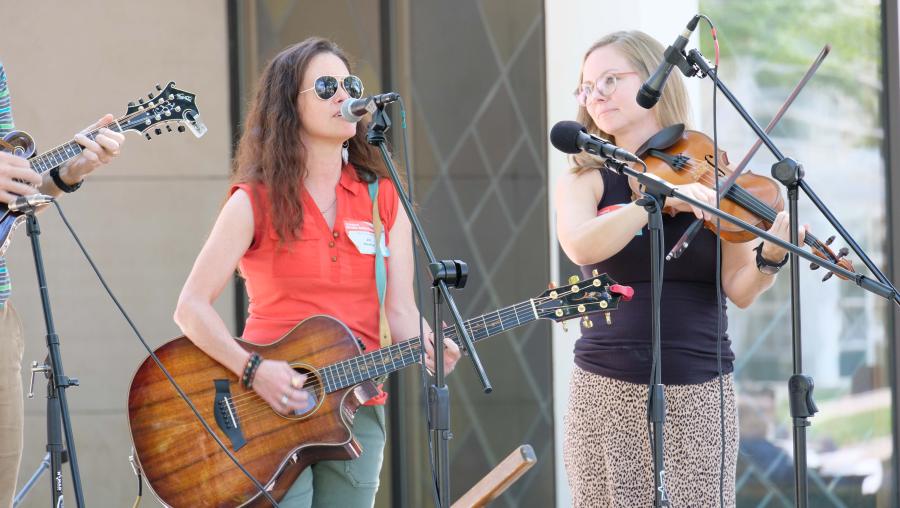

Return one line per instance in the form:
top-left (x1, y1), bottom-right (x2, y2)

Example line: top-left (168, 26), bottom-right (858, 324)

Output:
top-left (572, 30), bottom-right (692, 172)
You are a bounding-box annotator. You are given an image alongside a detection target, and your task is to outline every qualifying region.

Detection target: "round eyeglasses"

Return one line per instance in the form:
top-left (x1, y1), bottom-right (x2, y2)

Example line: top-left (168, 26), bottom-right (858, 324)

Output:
top-left (574, 71), bottom-right (639, 106)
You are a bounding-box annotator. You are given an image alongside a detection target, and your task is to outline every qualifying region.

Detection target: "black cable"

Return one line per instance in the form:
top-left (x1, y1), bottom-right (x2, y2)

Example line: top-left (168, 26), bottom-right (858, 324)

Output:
top-left (398, 98), bottom-right (443, 508)
top-left (698, 13), bottom-right (728, 508)
top-left (49, 200), bottom-right (280, 507)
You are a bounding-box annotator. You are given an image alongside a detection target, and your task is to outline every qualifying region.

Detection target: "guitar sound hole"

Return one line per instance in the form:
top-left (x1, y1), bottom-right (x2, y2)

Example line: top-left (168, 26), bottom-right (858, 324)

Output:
top-left (287, 366), bottom-right (324, 419)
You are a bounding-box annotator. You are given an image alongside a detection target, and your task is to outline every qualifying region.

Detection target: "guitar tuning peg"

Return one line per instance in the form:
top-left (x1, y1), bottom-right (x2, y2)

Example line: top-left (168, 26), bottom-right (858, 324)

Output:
top-left (568, 275), bottom-right (581, 284)
top-left (147, 93), bottom-right (154, 99)
top-left (605, 312), bottom-right (612, 326)
top-left (822, 272), bottom-right (834, 282)
top-left (166, 125), bottom-right (173, 132)
top-left (155, 128), bottom-right (162, 135)
top-left (144, 133), bottom-right (152, 140)
top-left (138, 98), bottom-right (145, 104)
top-left (838, 247), bottom-right (849, 258)
top-left (592, 269), bottom-right (599, 277)
top-left (826, 235), bottom-right (835, 246)
top-left (156, 83), bottom-right (163, 91)
top-left (582, 316), bottom-right (593, 329)
top-left (177, 126), bottom-right (186, 133)
top-left (809, 262), bottom-right (820, 271)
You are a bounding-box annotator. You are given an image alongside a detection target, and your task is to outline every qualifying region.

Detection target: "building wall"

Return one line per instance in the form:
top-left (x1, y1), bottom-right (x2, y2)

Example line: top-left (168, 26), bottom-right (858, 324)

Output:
top-left (544, 2), bottom-right (701, 505)
top-left (0, 3), bottom-right (232, 506)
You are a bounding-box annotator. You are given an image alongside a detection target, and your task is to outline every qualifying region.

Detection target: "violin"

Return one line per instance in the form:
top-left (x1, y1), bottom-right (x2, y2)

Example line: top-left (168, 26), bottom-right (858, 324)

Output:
top-left (632, 125), bottom-right (854, 280)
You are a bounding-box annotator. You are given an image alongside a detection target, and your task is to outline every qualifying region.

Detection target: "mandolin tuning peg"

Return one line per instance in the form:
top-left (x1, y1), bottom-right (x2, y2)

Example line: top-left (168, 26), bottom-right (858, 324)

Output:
top-left (155, 128), bottom-right (162, 135)
top-left (822, 272), bottom-right (834, 282)
top-left (809, 262), bottom-right (820, 271)
top-left (826, 235), bottom-right (836, 246)
top-left (156, 83), bottom-right (163, 91)
top-left (177, 125), bottom-right (186, 133)
top-left (138, 98), bottom-right (145, 104)
top-left (838, 247), bottom-right (849, 258)
top-left (166, 125), bottom-right (172, 132)
top-left (148, 93), bottom-right (154, 99)
top-left (144, 133), bottom-right (151, 140)
top-left (592, 269), bottom-right (599, 277)
top-left (582, 316), bottom-right (593, 329)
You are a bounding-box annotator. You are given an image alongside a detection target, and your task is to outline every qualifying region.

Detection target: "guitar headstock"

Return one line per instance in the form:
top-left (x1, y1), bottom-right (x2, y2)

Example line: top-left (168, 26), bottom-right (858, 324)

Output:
top-left (533, 271), bottom-right (633, 327)
top-left (119, 82), bottom-right (207, 139)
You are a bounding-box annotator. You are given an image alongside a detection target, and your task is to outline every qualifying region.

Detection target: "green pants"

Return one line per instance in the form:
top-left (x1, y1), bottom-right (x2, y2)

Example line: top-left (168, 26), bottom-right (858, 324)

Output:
top-left (280, 405), bottom-right (386, 508)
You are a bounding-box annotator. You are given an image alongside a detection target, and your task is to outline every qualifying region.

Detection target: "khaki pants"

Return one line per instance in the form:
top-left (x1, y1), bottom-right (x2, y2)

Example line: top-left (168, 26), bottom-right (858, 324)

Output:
top-left (0, 303), bottom-right (23, 507)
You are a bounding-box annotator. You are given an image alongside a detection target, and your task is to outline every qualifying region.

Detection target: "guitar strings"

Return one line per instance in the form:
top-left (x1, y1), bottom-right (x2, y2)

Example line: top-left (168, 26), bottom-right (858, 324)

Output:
top-left (226, 298), bottom-right (604, 421)
top-left (225, 296), bottom-right (565, 408)
top-left (225, 291), bottom-right (603, 410)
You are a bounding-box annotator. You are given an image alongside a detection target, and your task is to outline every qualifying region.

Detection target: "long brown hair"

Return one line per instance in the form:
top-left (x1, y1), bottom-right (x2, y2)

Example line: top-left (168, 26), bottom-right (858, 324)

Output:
top-left (231, 37), bottom-right (390, 242)
top-left (572, 31), bottom-right (692, 172)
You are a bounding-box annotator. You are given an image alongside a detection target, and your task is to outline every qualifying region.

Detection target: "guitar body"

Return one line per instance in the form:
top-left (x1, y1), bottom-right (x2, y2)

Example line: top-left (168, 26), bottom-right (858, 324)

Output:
top-left (128, 315), bottom-right (379, 507)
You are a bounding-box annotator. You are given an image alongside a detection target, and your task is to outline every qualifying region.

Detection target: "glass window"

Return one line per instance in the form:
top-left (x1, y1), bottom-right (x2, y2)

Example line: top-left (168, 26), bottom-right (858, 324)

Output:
top-left (697, 1), bottom-right (891, 505)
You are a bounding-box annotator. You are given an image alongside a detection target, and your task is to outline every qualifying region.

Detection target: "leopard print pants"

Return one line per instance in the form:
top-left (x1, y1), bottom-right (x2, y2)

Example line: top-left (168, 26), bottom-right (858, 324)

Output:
top-left (564, 367), bottom-right (738, 508)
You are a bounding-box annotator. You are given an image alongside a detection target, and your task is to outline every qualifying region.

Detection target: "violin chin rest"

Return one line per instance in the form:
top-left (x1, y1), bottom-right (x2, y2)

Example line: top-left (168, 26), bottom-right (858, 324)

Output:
top-left (636, 123), bottom-right (685, 156)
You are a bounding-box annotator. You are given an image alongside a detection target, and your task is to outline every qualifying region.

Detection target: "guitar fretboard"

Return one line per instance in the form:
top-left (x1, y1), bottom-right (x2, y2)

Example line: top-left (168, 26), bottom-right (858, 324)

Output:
top-left (318, 300), bottom-right (539, 392)
top-left (29, 122), bottom-right (125, 174)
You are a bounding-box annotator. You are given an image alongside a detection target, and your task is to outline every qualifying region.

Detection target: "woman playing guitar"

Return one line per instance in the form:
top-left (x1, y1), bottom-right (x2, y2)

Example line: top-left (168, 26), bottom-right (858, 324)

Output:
top-left (554, 30), bottom-right (804, 507)
top-left (174, 38), bottom-right (460, 506)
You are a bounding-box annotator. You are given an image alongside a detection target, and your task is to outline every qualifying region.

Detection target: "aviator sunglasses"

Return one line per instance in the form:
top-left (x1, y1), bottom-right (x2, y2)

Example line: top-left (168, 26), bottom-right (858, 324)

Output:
top-left (301, 75), bottom-right (364, 101)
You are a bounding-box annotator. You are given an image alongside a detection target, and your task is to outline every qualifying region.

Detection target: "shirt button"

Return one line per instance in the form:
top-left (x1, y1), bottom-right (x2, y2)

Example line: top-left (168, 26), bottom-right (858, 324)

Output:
top-left (333, 231), bottom-right (339, 239)
top-left (329, 241), bottom-right (335, 248)
top-left (331, 256), bottom-right (338, 262)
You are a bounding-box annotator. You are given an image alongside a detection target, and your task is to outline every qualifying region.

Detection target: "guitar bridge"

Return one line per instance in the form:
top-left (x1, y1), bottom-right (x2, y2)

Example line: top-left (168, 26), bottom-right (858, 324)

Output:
top-left (214, 380), bottom-right (246, 451)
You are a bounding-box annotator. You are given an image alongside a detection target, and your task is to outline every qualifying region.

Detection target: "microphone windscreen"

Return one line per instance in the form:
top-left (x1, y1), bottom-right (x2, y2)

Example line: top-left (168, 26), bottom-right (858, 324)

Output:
top-left (340, 99), bottom-right (362, 123)
top-left (549, 121), bottom-right (586, 154)
top-left (635, 84), bottom-right (660, 109)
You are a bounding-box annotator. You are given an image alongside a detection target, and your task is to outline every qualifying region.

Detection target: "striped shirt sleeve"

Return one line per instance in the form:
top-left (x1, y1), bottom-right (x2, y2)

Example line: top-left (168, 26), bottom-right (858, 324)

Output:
top-left (0, 62), bottom-right (14, 136)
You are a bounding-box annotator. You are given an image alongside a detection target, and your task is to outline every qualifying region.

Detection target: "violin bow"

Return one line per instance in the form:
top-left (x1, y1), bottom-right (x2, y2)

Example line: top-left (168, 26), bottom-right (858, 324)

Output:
top-left (668, 44), bottom-right (831, 260)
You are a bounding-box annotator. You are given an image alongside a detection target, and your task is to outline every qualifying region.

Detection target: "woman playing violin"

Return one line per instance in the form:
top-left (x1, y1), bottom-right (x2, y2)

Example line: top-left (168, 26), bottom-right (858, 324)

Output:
top-left (554, 30), bottom-right (806, 507)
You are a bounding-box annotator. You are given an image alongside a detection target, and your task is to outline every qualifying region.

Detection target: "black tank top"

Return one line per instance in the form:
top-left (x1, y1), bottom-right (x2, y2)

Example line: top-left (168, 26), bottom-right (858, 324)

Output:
top-left (575, 168), bottom-right (734, 385)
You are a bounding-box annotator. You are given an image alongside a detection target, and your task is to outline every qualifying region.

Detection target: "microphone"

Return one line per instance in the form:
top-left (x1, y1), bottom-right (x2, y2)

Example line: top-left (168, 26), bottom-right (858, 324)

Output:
top-left (549, 121), bottom-right (641, 163)
top-left (636, 15), bottom-right (701, 109)
top-left (8, 193), bottom-right (54, 212)
top-left (340, 92), bottom-right (401, 123)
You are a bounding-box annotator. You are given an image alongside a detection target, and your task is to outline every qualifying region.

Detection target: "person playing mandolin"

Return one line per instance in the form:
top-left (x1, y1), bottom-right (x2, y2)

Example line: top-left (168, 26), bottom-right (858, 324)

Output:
top-left (554, 31), bottom-right (808, 507)
top-left (174, 37), bottom-right (460, 506)
top-left (0, 60), bottom-right (125, 507)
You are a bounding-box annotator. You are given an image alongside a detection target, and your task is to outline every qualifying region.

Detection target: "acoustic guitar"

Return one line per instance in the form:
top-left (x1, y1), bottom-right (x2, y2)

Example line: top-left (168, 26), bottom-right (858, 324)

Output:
top-left (128, 272), bottom-right (632, 507)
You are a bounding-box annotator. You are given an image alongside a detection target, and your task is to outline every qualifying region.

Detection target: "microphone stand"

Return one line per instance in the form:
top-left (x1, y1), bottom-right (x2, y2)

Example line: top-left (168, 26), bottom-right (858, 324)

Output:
top-left (22, 207), bottom-right (86, 508)
top-left (666, 45), bottom-right (900, 507)
top-left (365, 103), bottom-right (492, 508)
top-left (629, 171), bottom-right (671, 508)
top-left (604, 156), bottom-right (895, 508)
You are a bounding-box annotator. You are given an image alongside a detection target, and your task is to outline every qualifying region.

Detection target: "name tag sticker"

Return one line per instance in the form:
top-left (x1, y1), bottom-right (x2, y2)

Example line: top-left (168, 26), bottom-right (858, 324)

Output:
top-left (344, 219), bottom-right (389, 256)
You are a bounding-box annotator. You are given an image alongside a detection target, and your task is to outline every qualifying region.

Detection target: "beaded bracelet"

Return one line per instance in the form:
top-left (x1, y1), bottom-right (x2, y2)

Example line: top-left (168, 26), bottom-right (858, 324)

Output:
top-left (241, 352), bottom-right (263, 389)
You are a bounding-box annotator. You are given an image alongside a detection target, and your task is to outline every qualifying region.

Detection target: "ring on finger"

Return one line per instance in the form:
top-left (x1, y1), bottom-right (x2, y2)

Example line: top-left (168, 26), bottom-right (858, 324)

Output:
top-left (280, 394), bottom-right (289, 406)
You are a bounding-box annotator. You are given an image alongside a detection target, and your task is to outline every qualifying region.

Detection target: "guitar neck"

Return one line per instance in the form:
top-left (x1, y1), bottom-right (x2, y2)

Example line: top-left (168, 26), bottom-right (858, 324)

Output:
top-left (28, 119), bottom-right (126, 174)
top-left (319, 299), bottom-right (540, 393)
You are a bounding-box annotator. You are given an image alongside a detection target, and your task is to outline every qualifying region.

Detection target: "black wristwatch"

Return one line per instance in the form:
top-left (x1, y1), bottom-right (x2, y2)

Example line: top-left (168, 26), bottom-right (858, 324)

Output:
top-left (50, 166), bottom-right (83, 193)
top-left (754, 242), bottom-right (788, 275)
